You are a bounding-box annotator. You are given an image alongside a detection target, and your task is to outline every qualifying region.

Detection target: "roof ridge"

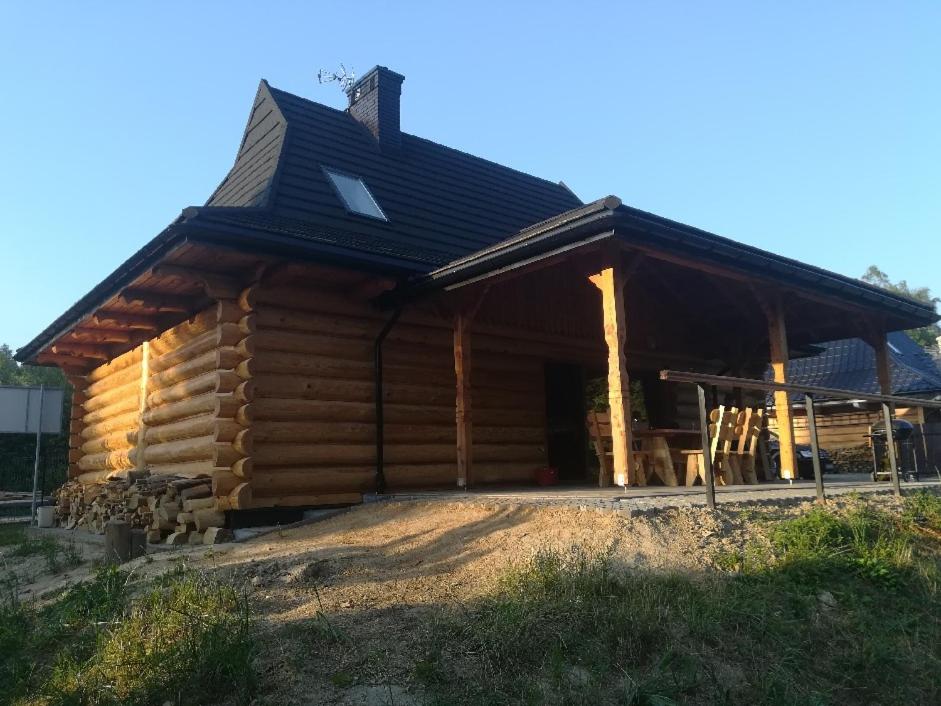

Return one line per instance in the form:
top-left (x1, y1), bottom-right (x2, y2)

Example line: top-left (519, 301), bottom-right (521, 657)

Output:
top-left (266, 83), bottom-right (352, 119)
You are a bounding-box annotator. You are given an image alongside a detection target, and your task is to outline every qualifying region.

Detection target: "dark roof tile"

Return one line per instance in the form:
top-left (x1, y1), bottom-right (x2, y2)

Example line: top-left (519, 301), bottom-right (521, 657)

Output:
top-left (256, 83), bottom-right (582, 264)
top-left (770, 331), bottom-right (941, 402)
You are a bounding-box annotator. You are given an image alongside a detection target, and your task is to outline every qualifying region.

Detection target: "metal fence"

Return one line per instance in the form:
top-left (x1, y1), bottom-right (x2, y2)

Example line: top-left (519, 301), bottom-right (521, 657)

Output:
top-left (0, 442), bottom-right (68, 494)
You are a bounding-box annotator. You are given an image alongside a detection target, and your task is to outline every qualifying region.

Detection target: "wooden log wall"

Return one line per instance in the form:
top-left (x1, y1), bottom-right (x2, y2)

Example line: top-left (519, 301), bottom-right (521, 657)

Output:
top-left (769, 406), bottom-right (924, 449)
top-left (68, 296), bottom-right (256, 516)
top-left (63, 266), bottom-right (612, 511)
top-left (249, 280), bottom-right (563, 500)
top-left (141, 298), bottom-right (254, 511)
top-left (74, 346), bottom-right (144, 483)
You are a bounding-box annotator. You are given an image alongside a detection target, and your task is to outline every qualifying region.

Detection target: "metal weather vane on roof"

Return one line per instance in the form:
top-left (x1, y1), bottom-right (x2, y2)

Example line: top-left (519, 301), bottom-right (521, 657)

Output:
top-left (317, 64), bottom-right (356, 93)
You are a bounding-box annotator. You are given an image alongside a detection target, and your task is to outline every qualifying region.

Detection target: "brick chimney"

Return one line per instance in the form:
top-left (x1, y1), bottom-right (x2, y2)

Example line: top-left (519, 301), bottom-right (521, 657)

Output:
top-left (347, 66), bottom-right (405, 152)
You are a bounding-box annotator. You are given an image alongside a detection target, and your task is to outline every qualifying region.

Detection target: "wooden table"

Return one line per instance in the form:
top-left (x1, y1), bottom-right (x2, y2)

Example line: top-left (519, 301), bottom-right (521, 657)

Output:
top-left (633, 429), bottom-right (702, 486)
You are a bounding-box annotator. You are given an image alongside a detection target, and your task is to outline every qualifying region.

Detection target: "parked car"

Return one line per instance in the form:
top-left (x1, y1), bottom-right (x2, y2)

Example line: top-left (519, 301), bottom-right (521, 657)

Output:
top-left (767, 430), bottom-right (836, 479)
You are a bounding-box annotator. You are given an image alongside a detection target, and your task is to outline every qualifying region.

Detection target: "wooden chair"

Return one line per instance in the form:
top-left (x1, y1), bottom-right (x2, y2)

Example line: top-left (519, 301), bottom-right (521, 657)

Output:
top-left (729, 407), bottom-right (764, 484)
top-left (586, 410), bottom-right (651, 487)
top-left (680, 406), bottom-right (739, 486)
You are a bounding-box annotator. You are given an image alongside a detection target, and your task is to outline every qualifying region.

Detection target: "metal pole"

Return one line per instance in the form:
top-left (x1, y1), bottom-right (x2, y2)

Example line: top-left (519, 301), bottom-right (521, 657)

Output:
top-left (804, 393), bottom-right (825, 503)
top-left (30, 385), bottom-right (45, 525)
top-left (882, 402), bottom-right (901, 497)
top-left (697, 384), bottom-right (716, 510)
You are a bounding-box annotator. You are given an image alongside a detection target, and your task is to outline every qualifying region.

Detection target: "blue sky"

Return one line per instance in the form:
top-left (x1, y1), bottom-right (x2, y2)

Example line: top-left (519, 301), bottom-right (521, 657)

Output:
top-left (1, 1), bottom-right (938, 351)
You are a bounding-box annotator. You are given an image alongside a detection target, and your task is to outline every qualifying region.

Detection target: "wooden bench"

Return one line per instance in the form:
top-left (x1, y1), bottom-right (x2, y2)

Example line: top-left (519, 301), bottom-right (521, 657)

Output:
top-left (586, 410), bottom-right (652, 487)
top-left (681, 406), bottom-right (764, 486)
top-left (680, 406), bottom-right (738, 486)
top-left (730, 407), bottom-right (764, 484)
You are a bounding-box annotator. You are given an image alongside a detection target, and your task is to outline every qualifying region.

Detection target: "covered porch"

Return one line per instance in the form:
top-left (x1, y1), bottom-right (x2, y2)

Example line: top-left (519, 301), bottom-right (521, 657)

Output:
top-left (401, 197), bottom-right (938, 493)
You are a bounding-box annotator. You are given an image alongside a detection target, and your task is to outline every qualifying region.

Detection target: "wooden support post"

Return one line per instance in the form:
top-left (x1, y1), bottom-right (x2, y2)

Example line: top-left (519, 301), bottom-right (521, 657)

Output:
top-left (135, 341), bottom-right (150, 472)
top-left (454, 313), bottom-right (472, 488)
top-left (865, 328), bottom-right (893, 395)
top-left (589, 264), bottom-right (634, 487)
top-left (865, 327), bottom-right (899, 492)
top-left (764, 293), bottom-right (796, 480)
top-left (452, 287), bottom-right (489, 489)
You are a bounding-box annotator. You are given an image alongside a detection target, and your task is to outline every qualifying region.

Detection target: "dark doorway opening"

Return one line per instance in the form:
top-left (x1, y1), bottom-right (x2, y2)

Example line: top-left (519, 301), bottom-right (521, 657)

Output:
top-left (544, 362), bottom-right (588, 483)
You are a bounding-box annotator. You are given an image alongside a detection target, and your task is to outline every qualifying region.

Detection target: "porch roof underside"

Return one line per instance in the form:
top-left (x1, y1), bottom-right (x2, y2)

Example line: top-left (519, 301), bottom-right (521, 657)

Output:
top-left (413, 197), bottom-right (938, 344)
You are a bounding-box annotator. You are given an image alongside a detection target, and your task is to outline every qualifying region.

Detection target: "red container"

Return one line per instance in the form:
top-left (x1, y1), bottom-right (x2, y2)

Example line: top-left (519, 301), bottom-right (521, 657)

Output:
top-left (534, 466), bottom-right (559, 486)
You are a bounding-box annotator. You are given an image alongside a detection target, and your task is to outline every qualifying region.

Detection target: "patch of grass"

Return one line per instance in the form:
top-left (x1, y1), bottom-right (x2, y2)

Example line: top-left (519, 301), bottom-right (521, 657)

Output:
top-left (1, 564), bottom-right (128, 705)
top-left (329, 670), bottom-right (355, 688)
top-left (0, 523), bottom-right (28, 546)
top-left (0, 566), bottom-right (256, 706)
top-left (420, 498), bottom-right (941, 705)
top-left (9, 535), bottom-right (82, 574)
top-left (0, 526), bottom-right (82, 575)
top-left (903, 490), bottom-right (941, 533)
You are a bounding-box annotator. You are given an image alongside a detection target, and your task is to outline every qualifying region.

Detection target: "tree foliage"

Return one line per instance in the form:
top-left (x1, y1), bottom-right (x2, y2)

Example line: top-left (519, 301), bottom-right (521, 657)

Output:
top-left (0, 344), bottom-right (69, 388)
top-left (0, 345), bottom-right (71, 492)
top-left (861, 266), bottom-right (941, 349)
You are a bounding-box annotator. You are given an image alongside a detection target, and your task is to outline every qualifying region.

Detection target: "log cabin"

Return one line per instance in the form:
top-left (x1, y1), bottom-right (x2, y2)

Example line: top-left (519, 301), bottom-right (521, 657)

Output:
top-left (16, 65), bottom-right (939, 525)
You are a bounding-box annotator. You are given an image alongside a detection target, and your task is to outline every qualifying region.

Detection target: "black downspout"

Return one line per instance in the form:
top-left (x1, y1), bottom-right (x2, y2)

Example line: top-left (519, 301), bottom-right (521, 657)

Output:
top-left (374, 306), bottom-right (403, 494)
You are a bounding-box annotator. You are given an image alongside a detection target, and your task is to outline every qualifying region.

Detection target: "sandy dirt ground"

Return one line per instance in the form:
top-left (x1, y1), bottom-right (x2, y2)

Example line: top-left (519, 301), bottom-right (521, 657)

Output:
top-left (3, 493), bottom-right (920, 705)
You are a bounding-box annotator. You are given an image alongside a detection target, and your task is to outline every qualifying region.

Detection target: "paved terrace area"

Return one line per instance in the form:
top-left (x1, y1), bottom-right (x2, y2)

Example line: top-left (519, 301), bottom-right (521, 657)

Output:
top-left (381, 473), bottom-right (941, 513)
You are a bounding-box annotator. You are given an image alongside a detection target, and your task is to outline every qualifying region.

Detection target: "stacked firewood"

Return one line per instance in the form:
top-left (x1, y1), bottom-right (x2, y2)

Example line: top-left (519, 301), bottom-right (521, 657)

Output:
top-left (54, 473), bottom-right (232, 545)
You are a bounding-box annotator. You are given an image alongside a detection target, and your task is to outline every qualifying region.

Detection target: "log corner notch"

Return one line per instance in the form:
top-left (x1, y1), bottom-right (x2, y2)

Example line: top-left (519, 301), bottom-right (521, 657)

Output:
top-left (755, 289), bottom-right (796, 480)
top-left (453, 287), bottom-right (490, 489)
top-left (588, 251), bottom-right (643, 487)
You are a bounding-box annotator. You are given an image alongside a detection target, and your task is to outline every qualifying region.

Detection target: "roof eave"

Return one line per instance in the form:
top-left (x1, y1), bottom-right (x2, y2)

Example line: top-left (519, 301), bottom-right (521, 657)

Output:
top-left (14, 222), bottom-right (190, 363)
top-left (401, 196), bottom-right (623, 296)
top-left (392, 199), bottom-right (937, 333)
top-left (183, 210), bottom-right (433, 276)
top-left (610, 207), bottom-right (938, 329)
top-left (14, 210), bottom-right (432, 364)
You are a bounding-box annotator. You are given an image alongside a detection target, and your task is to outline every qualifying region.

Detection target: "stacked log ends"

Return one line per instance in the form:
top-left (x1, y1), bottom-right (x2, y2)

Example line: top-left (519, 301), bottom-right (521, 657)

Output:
top-left (67, 298), bottom-right (253, 522)
top-left (220, 288), bottom-right (257, 499)
top-left (140, 296), bottom-right (255, 510)
top-left (53, 475), bottom-right (230, 543)
top-left (75, 348), bottom-right (143, 478)
top-left (66, 375), bottom-right (88, 479)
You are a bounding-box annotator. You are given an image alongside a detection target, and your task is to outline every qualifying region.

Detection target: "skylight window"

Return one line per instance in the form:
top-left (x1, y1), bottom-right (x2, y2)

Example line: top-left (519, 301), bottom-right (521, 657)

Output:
top-left (323, 167), bottom-right (387, 221)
